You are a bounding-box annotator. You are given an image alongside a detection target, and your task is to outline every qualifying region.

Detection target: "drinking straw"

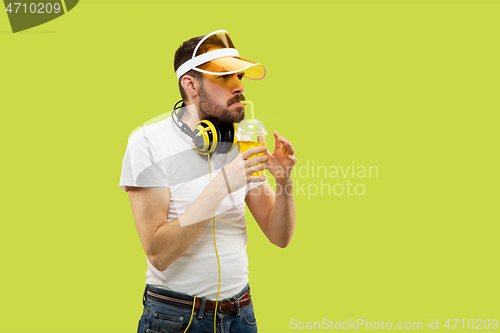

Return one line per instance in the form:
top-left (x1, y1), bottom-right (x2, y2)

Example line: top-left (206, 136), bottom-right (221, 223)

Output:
top-left (240, 101), bottom-right (256, 142)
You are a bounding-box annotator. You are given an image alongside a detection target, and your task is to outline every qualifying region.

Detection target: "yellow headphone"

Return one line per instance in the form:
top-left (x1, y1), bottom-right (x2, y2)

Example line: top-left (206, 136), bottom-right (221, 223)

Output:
top-left (173, 100), bottom-right (237, 156)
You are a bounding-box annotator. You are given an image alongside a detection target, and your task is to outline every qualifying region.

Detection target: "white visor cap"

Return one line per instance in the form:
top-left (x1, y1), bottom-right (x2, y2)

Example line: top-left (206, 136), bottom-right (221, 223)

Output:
top-left (176, 30), bottom-right (266, 80)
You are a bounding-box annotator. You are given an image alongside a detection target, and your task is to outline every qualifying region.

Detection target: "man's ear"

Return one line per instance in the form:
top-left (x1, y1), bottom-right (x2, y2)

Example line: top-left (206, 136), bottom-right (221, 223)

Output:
top-left (181, 74), bottom-right (201, 99)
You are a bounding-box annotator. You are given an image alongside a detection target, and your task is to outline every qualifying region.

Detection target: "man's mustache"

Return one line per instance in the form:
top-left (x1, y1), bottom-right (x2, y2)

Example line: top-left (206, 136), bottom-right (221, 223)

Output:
top-left (227, 95), bottom-right (246, 106)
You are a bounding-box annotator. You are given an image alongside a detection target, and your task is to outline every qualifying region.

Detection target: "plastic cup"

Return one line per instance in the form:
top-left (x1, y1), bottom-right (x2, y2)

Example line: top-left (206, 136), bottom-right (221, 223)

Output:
top-left (236, 119), bottom-right (267, 177)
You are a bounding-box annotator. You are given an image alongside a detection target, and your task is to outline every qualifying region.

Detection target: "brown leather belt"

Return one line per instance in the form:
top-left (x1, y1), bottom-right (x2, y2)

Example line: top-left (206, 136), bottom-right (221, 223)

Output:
top-left (145, 287), bottom-right (251, 313)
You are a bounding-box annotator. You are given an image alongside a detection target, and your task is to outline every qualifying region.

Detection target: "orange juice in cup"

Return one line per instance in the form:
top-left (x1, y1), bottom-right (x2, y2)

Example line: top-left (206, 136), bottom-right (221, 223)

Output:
top-left (236, 119), bottom-right (267, 177)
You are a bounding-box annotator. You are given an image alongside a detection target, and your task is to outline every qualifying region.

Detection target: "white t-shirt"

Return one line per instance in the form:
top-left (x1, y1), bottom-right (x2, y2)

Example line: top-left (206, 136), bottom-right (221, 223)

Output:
top-left (119, 114), bottom-right (267, 299)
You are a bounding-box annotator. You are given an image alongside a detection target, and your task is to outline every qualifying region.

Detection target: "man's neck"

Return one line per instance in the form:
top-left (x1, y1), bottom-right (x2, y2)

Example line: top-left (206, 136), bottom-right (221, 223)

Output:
top-left (181, 102), bottom-right (221, 129)
top-left (180, 103), bottom-right (201, 130)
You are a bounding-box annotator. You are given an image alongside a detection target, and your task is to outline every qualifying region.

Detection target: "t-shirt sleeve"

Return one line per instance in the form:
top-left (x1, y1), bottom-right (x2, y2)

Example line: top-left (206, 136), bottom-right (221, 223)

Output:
top-left (119, 128), bottom-right (169, 192)
top-left (245, 177), bottom-right (269, 196)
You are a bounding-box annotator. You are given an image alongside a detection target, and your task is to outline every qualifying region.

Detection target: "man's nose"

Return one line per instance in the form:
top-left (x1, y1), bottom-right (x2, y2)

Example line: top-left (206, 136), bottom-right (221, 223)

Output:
top-left (232, 77), bottom-right (245, 94)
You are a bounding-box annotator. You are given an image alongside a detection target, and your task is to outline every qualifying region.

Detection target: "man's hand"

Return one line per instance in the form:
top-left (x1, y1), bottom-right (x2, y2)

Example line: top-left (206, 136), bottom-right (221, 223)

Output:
top-left (222, 145), bottom-right (268, 193)
top-left (266, 131), bottom-right (297, 184)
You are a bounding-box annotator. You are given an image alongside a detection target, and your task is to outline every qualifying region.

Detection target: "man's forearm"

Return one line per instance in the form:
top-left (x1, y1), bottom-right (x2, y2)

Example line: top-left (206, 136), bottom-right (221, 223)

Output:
top-left (265, 179), bottom-right (296, 248)
top-left (148, 174), bottom-right (227, 271)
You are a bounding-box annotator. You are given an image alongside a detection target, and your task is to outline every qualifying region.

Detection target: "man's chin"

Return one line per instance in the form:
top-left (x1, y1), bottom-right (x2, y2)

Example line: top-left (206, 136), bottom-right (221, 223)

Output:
top-left (210, 107), bottom-right (244, 124)
top-left (233, 109), bottom-right (245, 123)
top-left (220, 105), bottom-right (244, 123)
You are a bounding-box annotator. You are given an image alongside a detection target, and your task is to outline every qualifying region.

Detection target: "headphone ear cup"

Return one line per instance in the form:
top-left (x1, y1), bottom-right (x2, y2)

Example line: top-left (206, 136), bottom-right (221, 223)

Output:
top-left (193, 129), bottom-right (206, 151)
top-left (215, 123), bottom-right (228, 154)
top-left (228, 123), bottom-right (237, 153)
top-left (192, 129), bottom-right (207, 155)
top-left (215, 122), bottom-right (237, 154)
top-left (193, 121), bottom-right (218, 155)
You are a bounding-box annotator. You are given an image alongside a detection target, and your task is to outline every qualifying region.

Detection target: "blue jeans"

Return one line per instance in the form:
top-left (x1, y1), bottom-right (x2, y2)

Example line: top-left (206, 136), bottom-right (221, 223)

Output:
top-left (137, 284), bottom-right (258, 333)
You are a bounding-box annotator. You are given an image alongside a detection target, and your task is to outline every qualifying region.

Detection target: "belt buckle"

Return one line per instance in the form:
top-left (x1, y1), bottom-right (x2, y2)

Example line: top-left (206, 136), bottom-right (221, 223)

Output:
top-left (217, 300), bottom-right (233, 313)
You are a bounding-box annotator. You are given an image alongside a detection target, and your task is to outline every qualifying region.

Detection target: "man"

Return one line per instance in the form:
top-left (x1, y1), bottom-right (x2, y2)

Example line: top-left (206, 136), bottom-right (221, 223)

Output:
top-left (119, 30), bottom-right (297, 333)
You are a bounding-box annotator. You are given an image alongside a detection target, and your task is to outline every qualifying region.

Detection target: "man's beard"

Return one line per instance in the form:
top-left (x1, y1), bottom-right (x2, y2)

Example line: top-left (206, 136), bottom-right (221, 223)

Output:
top-left (198, 83), bottom-right (245, 124)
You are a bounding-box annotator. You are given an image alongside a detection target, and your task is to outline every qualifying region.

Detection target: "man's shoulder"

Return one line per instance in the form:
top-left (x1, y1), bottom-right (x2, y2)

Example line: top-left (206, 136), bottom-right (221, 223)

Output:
top-left (133, 116), bottom-right (178, 143)
top-left (127, 112), bottom-right (175, 140)
top-left (142, 113), bottom-right (174, 134)
top-left (142, 111), bottom-right (174, 128)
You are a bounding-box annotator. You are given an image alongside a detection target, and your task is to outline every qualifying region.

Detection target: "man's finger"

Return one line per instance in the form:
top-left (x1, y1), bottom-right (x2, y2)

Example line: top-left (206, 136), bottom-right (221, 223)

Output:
top-left (248, 175), bottom-right (267, 183)
top-left (245, 154), bottom-right (268, 167)
top-left (248, 163), bottom-right (267, 174)
top-left (285, 140), bottom-right (295, 155)
top-left (241, 146), bottom-right (267, 160)
top-left (274, 131), bottom-right (282, 150)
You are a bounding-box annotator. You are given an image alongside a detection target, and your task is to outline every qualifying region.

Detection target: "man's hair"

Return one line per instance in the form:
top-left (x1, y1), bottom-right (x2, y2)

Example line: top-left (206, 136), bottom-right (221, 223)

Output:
top-left (174, 35), bottom-right (204, 101)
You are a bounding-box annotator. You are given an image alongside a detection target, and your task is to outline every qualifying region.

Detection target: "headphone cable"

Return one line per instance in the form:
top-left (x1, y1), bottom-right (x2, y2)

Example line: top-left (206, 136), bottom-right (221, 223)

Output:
top-left (208, 153), bottom-right (222, 333)
top-left (182, 154), bottom-right (220, 333)
top-left (183, 295), bottom-right (197, 333)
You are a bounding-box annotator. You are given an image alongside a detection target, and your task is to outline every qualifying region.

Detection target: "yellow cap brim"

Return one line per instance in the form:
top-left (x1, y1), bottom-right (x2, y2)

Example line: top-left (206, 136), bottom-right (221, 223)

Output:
top-left (196, 56), bottom-right (266, 80)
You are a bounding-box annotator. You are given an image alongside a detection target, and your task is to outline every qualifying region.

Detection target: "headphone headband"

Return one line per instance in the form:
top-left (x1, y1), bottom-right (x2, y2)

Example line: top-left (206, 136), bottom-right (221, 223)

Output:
top-left (172, 101), bottom-right (195, 139)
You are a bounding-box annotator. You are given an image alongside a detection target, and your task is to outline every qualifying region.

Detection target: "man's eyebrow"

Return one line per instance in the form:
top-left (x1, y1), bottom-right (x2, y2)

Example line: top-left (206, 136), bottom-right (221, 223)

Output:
top-left (216, 72), bottom-right (245, 78)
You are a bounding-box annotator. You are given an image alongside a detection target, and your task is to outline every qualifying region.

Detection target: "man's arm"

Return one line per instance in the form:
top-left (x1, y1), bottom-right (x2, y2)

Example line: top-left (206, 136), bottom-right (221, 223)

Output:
top-left (127, 183), bottom-right (223, 272)
top-left (245, 181), bottom-right (295, 248)
top-left (126, 146), bottom-right (268, 272)
top-left (245, 131), bottom-right (297, 248)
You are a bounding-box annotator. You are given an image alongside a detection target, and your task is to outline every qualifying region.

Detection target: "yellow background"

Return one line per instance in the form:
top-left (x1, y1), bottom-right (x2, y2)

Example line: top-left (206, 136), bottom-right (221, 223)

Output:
top-left (1, 1), bottom-right (498, 332)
